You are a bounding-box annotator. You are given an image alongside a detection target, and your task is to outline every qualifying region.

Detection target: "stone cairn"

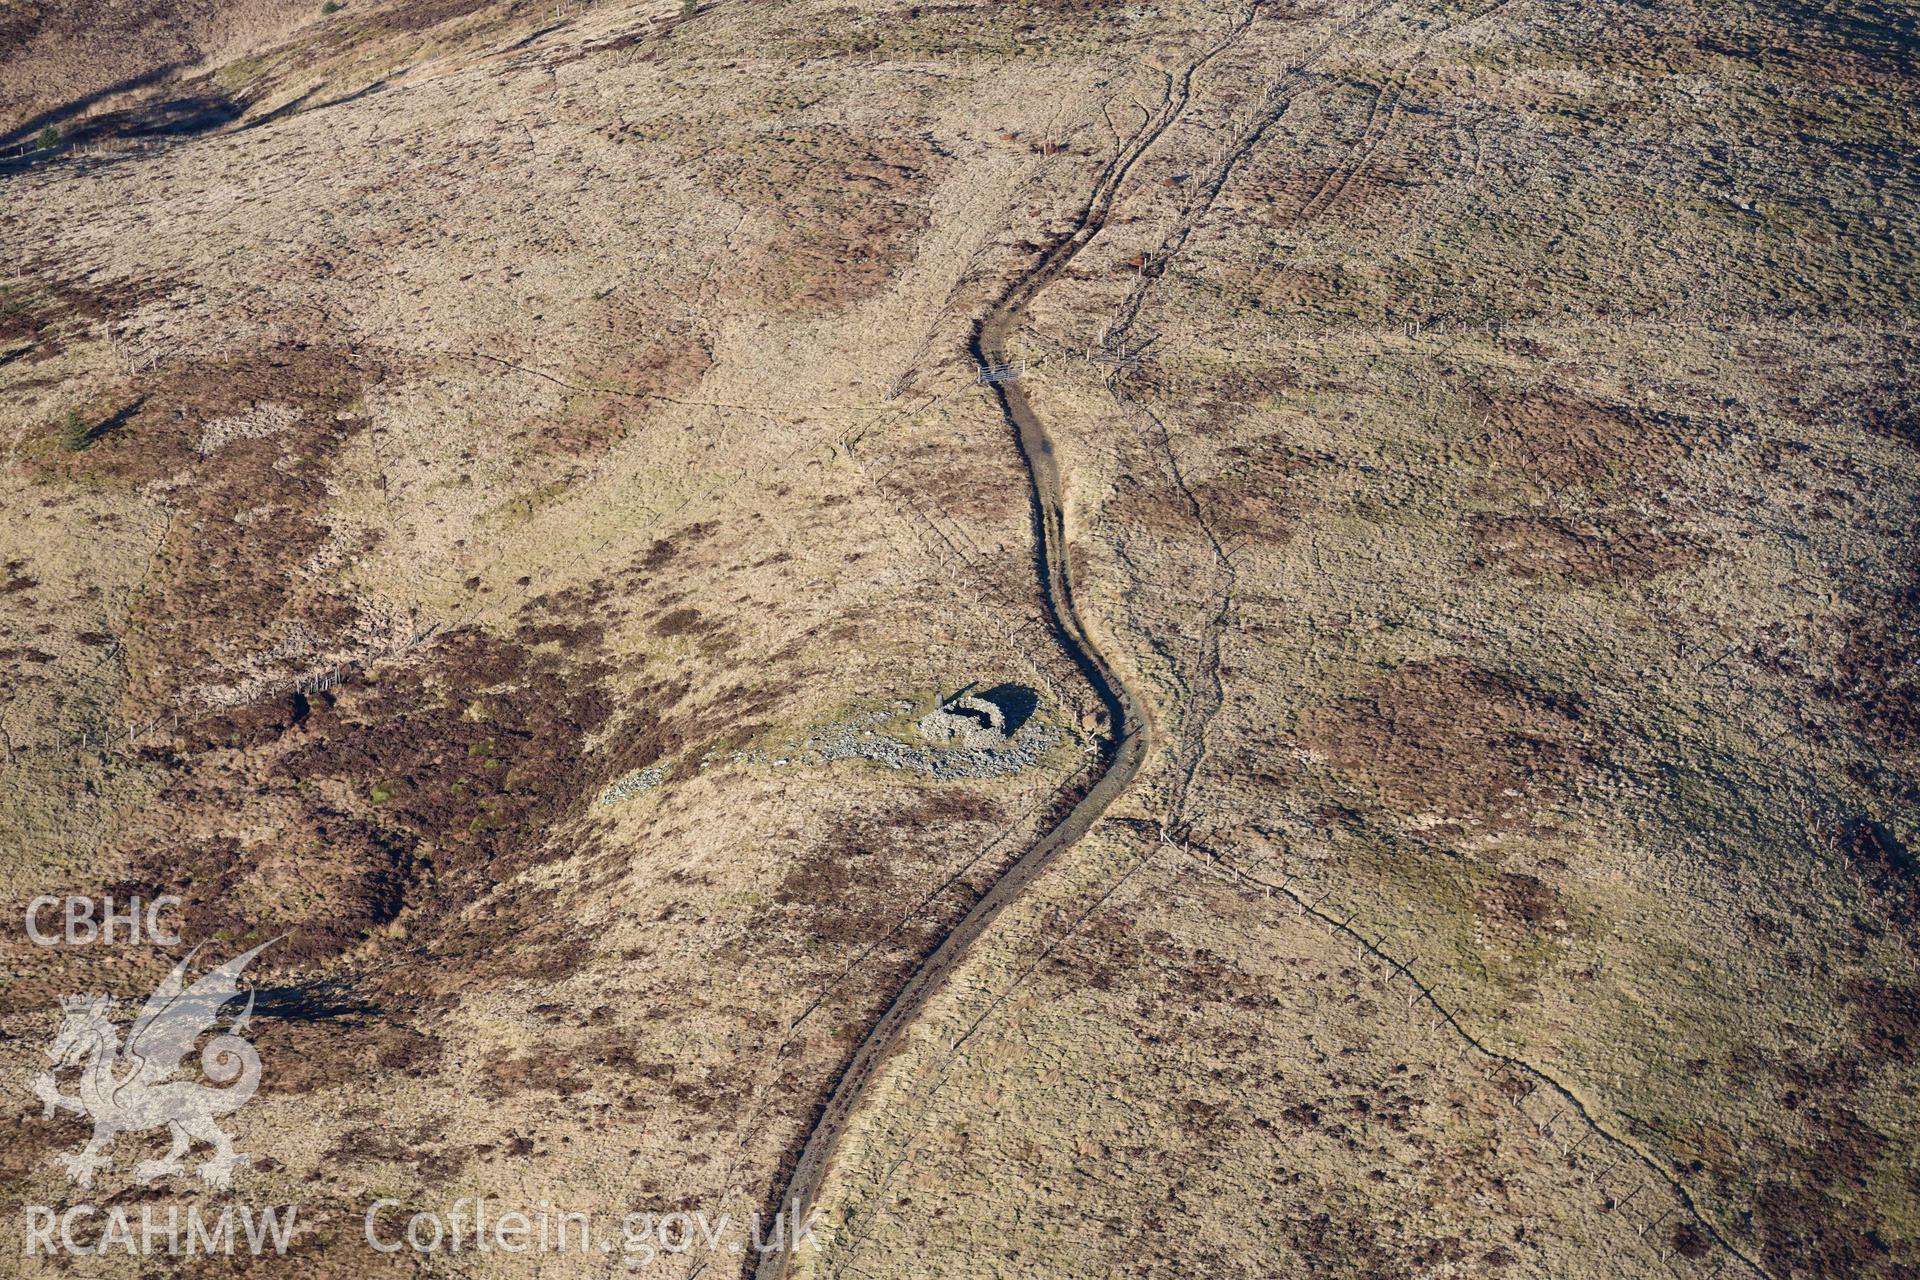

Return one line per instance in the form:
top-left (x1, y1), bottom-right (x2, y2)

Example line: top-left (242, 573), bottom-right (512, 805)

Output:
top-left (917, 693), bottom-right (1010, 750)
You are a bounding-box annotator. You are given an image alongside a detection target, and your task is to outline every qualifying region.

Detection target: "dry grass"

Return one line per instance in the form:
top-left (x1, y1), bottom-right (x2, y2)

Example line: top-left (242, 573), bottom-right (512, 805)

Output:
top-left (1, 0), bottom-right (1915, 1275)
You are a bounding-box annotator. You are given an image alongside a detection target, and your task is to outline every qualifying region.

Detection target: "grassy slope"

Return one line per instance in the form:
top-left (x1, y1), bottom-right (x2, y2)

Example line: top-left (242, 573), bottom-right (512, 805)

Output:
top-left (0, 0), bottom-right (1915, 1276)
top-left (807, 0), bottom-right (1920, 1276)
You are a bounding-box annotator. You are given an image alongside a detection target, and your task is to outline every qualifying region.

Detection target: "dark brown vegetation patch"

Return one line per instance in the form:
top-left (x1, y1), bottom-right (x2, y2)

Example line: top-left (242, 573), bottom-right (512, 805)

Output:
top-left (1464, 386), bottom-right (1693, 488)
top-left (1255, 153), bottom-right (1431, 230)
top-left (1474, 871), bottom-right (1567, 940)
top-left (522, 314), bottom-right (714, 456)
top-left (1844, 976), bottom-right (1919, 1064)
top-left (1301, 658), bottom-right (1587, 825)
top-left (1466, 510), bottom-right (1707, 583)
top-left (1118, 433), bottom-right (1321, 546)
top-left (381, 0), bottom-right (508, 34)
top-left (761, 788), bottom-right (1003, 959)
top-left (1835, 816), bottom-right (1920, 944)
top-left (0, 271), bottom-right (175, 361)
top-left (104, 620), bottom-right (622, 982)
top-left (257, 1013), bottom-right (445, 1095)
top-left (480, 1031), bottom-right (677, 1100)
top-left (72, 344), bottom-right (384, 711)
top-left (703, 128), bottom-right (943, 311)
top-left (1819, 550), bottom-right (1920, 757)
top-left (1755, 1180), bottom-right (1884, 1278)
top-left (1741, 963), bottom-right (1917, 1278)
top-left (1776, 346), bottom-right (1918, 451)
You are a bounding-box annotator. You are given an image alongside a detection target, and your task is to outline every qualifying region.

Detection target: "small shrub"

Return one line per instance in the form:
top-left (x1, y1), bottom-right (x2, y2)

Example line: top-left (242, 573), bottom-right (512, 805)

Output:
top-left (60, 409), bottom-right (92, 452)
top-left (35, 126), bottom-right (59, 150)
top-left (680, 0), bottom-right (696, 15)
top-left (321, 1), bottom-right (340, 13)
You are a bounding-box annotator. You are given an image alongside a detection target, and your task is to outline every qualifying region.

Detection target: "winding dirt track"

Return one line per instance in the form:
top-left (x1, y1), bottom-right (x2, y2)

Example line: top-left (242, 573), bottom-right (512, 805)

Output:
top-left (750, 24), bottom-right (1258, 1278)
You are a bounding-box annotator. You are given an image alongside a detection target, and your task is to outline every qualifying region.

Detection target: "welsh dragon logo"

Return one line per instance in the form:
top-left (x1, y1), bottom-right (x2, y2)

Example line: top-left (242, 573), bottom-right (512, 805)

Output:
top-left (31, 940), bottom-right (276, 1190)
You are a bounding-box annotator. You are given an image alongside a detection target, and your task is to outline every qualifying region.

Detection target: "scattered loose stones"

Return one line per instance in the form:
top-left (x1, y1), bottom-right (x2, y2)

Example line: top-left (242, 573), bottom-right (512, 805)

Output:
top-left (595, 762), bottom-right (670, 806)
top-left (725, 691), bottom-right (1059, 781)
top-left (917, 693), bottom-right (1010, 749)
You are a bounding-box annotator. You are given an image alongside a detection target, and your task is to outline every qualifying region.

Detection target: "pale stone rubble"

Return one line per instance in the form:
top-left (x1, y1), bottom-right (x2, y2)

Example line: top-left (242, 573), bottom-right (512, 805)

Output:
top-left (712, 692), bottom-right (1057, 782)
top-left (598, 691), bottom-right (1056, 800)
top-left (916, 694), bottom-right (1010, 749)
